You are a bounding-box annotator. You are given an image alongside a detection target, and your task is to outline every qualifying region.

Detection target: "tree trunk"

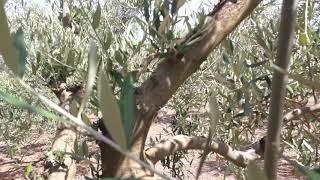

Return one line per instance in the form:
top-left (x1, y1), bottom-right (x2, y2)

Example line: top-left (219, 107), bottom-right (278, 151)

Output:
top-left (98, 107), bottom-right (157, 177)
top-left (100, 0), bottom-right (262, 178)
top-left (48, 127), bottom-right (77, 180)
top-left (47, 0), bottom-right (76, 178)
top-left (98, 118), bottom-right (123, 177)
top-left (47, 84), bottom-right (82, 180)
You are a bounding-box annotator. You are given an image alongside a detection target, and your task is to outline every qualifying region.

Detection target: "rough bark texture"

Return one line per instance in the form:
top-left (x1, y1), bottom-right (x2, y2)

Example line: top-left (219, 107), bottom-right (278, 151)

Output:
top-left (48, 128), bottom-right (77, 180)
top-left (98, 119), bottom-right (123, 177)
top-left (145, 135), bottom-right (261, 167)
top-left (264, 0), bottom-right (297, 179)
top-left (99, 0), bottom-right (262, 178)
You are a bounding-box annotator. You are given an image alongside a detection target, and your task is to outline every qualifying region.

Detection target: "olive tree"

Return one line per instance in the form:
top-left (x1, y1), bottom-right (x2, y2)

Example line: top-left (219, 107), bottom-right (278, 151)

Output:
top-left (1, 0), bottom-right (320, 179)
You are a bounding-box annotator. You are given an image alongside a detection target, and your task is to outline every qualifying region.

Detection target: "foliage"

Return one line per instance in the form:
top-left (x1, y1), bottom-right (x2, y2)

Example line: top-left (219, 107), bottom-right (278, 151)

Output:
top-left (0, 69), bottom-right (57, 150)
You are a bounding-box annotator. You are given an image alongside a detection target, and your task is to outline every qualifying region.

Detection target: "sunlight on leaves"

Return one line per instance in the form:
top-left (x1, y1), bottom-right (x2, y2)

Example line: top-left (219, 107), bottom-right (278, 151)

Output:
top-left (25, 162), bottom-right (33, 177)
top-left (298, 32), bottom-right (310, 46)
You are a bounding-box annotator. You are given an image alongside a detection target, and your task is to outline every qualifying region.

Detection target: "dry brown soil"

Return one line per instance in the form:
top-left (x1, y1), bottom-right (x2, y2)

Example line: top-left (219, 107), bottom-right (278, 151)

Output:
top-left (0, 108), bottom-right (305, 180)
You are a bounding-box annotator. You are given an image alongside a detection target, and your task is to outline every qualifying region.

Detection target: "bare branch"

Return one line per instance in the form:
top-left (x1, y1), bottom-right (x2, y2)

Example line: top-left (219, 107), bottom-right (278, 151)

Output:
top-left (264, 0), bottom-right (298, 178)
top-left (283, 103), bottom-right (320, 122)
top-left (145, 135), bottom-right (260, 168)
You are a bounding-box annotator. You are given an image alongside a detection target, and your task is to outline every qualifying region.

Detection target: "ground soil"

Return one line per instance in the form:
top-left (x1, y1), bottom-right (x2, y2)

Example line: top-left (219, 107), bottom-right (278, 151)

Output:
top-left (0, 108), bottom-right (306, 180)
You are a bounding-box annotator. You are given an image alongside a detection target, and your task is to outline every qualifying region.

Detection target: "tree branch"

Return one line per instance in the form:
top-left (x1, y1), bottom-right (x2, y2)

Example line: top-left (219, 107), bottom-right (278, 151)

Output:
top-left (145, 135), bottom-right (261, 168)
top-left (132, 0), bottom-right (262, 159)
top-left (264, 0), bottom-right (298, 178)
top-left (136, 0), bottom-right (262, 112)
top-left (145, 102), bottom-right (320, 171)
top-left (283, 103), bottom-right (320, 122)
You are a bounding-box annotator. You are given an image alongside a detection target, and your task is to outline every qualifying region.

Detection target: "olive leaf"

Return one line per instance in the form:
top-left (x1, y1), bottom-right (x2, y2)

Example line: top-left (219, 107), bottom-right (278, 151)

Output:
top-left (98, 70), bottom-right (127, 149)
top-left (77, 41), bottom-right (98, 118)
top-left (0, 3), bottom-right (26, 77)
top-left (92, 4), bottom-right (101, 29)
